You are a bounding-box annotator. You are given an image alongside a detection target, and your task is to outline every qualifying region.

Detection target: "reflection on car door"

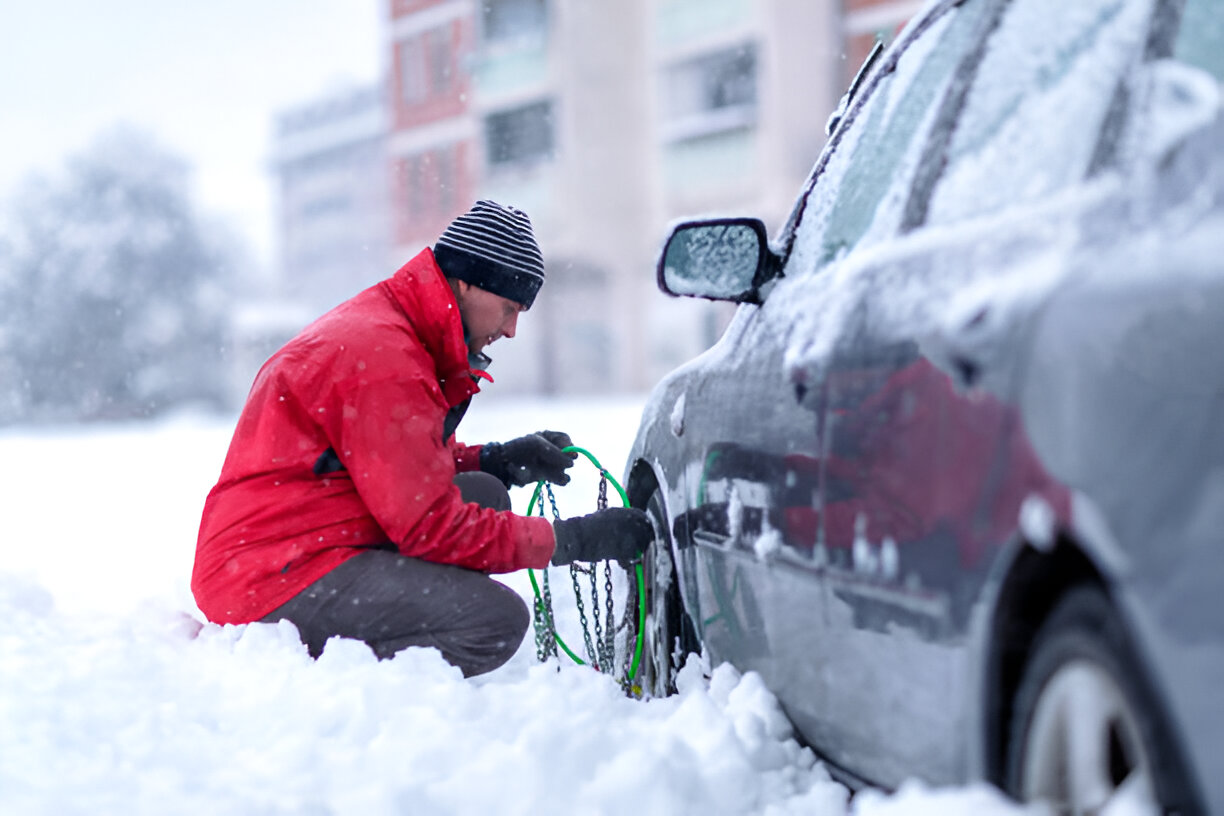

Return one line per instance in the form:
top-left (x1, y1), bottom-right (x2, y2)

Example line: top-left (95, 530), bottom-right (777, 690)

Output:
top-left (769, 0), bottom-right (1000, 785)
top-left (677, 301), bottom-right (829, 693)
top-left (797, 0), bottom-right (1154, 787)
top-left (816, 312), bottom-right (1057, 785)
top-left (679, 0), bottom-right (1003, 781)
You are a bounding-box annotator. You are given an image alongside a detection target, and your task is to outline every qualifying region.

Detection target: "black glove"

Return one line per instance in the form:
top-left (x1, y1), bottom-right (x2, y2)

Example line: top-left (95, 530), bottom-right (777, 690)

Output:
top-left (480, 430), bottom-right (577, 488)
top-left (551, 507), bottom-right (653, 566)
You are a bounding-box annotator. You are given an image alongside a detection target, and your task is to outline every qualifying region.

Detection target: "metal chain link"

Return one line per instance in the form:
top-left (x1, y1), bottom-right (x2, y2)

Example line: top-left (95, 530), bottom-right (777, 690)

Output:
top-left (592, 471), bottom-right (617, 671)
top-left (571, 564), bottom-right (598, 666)
top-left (531, 469), bottom-right (634, 683)
top-left (533, 587), bottom-right (556, 662)
top-left (602, 562), bottom-right (616, 671)
top-left (619, 568), bottom-right (638, 685)
top-left (599, 474), bottom-right (622, 671)
top-left (587, 555), bottom-right (605, 669)
top-left (532, 483), bottom-right (561, 663)
top-left (548, 481), bottom-right (598, 668)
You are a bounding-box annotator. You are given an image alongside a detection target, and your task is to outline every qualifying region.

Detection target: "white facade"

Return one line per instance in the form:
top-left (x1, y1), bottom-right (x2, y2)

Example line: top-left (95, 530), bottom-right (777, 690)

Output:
top-left (469, 0), bottom-right (841, 394)
top-left (273, 1), bottom-right (867, 396)
top-left (272, 85), bottom-right (391, 316)
top-left (646, 0), bottom-right (840, 385)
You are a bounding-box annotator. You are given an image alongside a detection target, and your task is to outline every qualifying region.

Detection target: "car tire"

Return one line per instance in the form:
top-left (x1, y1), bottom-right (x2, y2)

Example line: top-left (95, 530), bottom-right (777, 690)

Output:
top-left (1004, 585), bottom-right (1185, 814)
top-left (636, 489), bottom-right (699, 698)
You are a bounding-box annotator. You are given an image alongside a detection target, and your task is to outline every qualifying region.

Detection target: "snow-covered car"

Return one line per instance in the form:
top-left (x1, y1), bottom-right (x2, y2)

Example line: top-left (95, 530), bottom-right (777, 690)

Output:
top-left (622, 0), bottom-right (1223, 812)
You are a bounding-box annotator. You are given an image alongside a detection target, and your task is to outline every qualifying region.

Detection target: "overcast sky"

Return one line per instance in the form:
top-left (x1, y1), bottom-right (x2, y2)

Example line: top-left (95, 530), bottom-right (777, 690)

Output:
top-left (1, 0), bottom-right (383, 268)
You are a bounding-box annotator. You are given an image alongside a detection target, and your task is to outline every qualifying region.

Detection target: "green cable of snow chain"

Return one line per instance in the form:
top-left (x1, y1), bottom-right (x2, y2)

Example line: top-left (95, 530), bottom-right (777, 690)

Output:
top-left (527, 446), bottom-right (646, 683)
top-left (527, 567), bottom-right (586, 665)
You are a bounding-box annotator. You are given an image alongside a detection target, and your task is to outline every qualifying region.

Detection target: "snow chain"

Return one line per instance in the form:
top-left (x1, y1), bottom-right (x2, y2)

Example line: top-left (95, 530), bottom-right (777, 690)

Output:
top-left (527, 446), bottom-right (646, 693)
top-left (531, 483), bottom-right (561, 663)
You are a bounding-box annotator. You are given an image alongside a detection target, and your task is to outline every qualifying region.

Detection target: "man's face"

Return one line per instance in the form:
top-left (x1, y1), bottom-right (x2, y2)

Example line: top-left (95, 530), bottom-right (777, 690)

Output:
top-left (454, 280), bottom-right (526, 355)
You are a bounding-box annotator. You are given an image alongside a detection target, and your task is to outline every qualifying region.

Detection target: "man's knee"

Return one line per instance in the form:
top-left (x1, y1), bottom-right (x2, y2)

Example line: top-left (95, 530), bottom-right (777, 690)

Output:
top-left (452, 581), bottom-right (530, 676)
top-left (492, 581), bottom-right (530, 645)
top-left (454, 471), bottom-right (511, 511)
top-left (261, 547), bottom-right (529, 675)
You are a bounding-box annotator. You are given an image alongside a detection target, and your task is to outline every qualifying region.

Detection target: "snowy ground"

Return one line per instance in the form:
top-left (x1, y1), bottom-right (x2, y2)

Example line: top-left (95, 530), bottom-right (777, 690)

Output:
top-left (0, 395), bottom-right (1038, 815)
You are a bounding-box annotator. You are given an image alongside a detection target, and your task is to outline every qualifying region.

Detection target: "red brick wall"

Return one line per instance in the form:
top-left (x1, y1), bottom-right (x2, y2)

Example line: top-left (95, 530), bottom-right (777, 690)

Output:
top-left (392, 142), bottom-right (473, 247)
top-left (387, 1), bottom-right (475, 247)
top-left (390, 0), bottom-right (440, 20)
top-left (841, 1), bottom-right (914, 88)
top-left (390, 17), bottom-right (472, 130)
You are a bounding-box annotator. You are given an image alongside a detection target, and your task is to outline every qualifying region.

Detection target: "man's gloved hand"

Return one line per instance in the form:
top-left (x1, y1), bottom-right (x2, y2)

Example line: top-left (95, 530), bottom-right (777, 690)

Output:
top-left (480, 430), bottom-right (578, 488)
top-left (551, 507), bottom-right (653, 566)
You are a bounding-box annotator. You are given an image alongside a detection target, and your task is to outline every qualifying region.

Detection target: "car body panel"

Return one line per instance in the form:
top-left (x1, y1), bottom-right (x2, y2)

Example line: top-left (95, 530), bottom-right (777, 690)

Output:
top-left (1019, 225), bottom-right (1224, 813)
top-left (626, 0), bottom-right (1222, 809)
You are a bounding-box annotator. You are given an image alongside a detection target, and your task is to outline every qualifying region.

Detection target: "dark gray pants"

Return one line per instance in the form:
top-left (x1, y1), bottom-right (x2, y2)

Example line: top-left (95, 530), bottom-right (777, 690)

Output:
top-left (261, 471), bottom-right (529, 676)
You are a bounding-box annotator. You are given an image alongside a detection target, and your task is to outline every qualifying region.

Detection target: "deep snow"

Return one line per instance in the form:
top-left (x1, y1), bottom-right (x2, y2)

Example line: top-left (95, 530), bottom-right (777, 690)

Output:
top-left (0, 395), bottom-right (1040, 815)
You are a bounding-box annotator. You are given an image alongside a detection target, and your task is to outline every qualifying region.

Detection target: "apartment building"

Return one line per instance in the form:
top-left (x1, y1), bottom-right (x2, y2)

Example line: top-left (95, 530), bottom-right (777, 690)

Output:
top-left (475, 1), bottom-right (657, 394)
top-left (272, 84), bottom-right (390, 315)
top-left (272, 0), bottom-right (920, 395)
top-left (387, 0), bottom-right (478, 250)
top-left (647, 0), bottom-right (836, 382)
top-left (248, 84), bottom-right (391, 403)
top-left (843, 0), bottom-right (927, 83)
top-left (644, 0), bottom-right (921, 380)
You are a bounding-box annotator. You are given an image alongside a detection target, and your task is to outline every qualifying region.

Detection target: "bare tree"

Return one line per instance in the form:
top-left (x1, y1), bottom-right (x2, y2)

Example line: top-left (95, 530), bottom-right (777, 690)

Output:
top-left (1, 127), bottom-right (241, 423)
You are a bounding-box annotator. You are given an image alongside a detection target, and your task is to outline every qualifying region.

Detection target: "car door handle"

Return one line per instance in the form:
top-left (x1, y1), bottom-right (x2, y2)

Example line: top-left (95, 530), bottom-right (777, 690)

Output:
top-left (950, 354), bottom-right (981, 388)
top-left (788, 363), bottom-right (823, 410)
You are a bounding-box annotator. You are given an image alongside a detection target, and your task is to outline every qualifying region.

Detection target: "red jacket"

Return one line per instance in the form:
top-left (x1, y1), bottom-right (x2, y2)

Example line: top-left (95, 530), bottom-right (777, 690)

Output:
top-left (192, 249), bottom-right (555, 624)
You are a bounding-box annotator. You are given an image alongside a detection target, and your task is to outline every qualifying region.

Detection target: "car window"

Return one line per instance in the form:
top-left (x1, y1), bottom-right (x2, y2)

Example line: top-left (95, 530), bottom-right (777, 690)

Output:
top-left (1174, 0), bottom-right (1224, 81)
top-left (925, 0), bottom-right (1157, 226)
top-left (785, 0), bottom-right (992, 277)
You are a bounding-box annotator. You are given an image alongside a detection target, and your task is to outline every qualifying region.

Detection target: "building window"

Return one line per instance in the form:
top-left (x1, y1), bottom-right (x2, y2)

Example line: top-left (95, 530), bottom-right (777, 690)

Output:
top-left (403, 155), bottom-right (425, 220)
top-left (402, 145), bottom-right (463, 225)
top-left (399, 38), bottom-right (427, 104)
top-left (399, 25), bottom-right (458, 105)
top-left (663, 43), bottom-right (758, 141)
top-left (437, 145), bottom-right (457, 212)
top-left (481, 0), bottom-right (547, 44)
top-left (484, 100), bottom-right (554, 167)
top-left (426, 28), bottom-right (454, 94)
top-left (299, 195), bottom-right (350, 221)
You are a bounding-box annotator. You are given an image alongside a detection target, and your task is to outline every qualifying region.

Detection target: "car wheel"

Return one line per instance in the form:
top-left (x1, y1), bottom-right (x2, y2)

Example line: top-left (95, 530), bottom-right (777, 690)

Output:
top-left (636, 489), bottom-right (698, 698)
top-left (1005, 585), bottom-right (1177, 814)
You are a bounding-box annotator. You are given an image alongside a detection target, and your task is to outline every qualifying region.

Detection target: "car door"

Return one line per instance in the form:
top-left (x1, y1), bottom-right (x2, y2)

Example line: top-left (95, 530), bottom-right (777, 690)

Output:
top-left (671, 0), bottom-right (999, 770)
top-left (785, 0), bottom-right (1162, 788)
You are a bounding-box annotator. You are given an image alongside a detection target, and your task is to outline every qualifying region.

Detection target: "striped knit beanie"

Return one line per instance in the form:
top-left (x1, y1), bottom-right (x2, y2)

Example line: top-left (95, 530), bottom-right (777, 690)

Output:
top-left (434, 200), bottom-right (546, 308)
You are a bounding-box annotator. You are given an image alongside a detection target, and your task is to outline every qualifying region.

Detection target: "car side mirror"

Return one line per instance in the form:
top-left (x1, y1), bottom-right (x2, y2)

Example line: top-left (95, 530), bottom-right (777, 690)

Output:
top-left (656, 218), bottom-right (780, 304)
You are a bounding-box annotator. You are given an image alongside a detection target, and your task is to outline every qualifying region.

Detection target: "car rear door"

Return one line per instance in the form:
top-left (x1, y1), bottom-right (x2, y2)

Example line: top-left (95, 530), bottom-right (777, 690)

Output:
top-left (675, 0), bottom-right (1003, 780)
top-left (786, 0), bottom-right (1162, 787)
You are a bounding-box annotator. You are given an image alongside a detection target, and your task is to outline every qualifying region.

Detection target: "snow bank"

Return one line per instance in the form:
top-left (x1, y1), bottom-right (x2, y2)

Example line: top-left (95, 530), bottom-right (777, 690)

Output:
top-left (0, 399), bottom-right (1036, 815)
top-left (0, 572), bottom-right (846, 815)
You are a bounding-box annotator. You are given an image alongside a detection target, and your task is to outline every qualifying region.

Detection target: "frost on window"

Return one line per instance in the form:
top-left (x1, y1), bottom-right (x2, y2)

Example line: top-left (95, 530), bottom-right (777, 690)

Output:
top-left (927, 0), bottom-right (1155, 226)
top-left (662, 223), bottom-right (760, 298)
top-left (1175, 0), bottom-right (1224, 81)
top-left (785, 3), bottom-right (988, 280)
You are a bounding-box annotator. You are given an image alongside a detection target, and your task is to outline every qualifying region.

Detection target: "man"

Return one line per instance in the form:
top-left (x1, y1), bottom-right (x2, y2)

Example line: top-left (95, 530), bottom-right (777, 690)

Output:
top-left (193, 200), bottom-right (651, 676)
